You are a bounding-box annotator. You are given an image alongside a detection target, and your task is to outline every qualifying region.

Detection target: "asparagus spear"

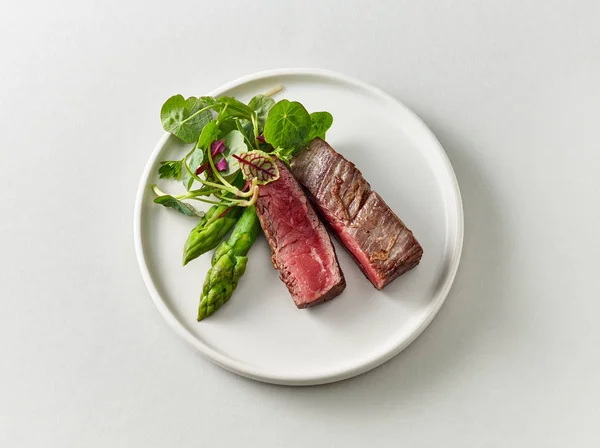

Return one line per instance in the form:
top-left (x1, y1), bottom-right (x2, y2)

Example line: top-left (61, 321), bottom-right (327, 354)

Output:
top-left (182, 204), bottom-right (242, 266)
top-left (182, 174), bottom-right (249, 266)
top-left (197, 205), bottom-right (260, 321)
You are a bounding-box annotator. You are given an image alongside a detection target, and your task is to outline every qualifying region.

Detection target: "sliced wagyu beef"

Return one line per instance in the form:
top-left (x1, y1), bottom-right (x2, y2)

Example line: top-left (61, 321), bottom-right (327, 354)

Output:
top-left (290, 138), bottom-right (423, 290)
top-left (255, 159), bottom-right (346, 308)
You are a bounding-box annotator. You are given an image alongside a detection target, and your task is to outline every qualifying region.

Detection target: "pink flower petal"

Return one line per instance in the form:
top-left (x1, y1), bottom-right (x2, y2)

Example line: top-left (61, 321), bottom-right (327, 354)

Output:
top-left (195, 163), bottom-right (208, 175)
top-left (215, 157), bottom-right (228, 172)
top-left (210, 140), bottom-right (226, 156)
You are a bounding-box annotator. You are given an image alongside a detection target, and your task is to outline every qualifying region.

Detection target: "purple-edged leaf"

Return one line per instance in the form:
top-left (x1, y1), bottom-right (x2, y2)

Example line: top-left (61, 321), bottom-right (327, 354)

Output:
top-left (233, 150), bottom-right (280, 185)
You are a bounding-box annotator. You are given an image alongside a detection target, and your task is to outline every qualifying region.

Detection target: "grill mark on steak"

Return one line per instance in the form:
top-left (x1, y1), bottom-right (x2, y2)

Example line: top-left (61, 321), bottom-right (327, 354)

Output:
top-left (330, 176), bottom-right (352, 222)
top-left (290, 139), bottom-right (423, 290)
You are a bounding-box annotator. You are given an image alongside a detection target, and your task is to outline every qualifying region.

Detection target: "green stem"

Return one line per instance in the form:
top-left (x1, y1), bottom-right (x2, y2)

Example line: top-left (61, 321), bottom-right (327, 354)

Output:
top-left (264, 85), bottom-right (283, 97)
top-left (152, 184), bottom-right (234, 207)
top-left (236, 120), bottom-right (255, 148)
top-left (239, 184), bottom-right (259, 207)
top-left (220, 104), bottom-right (228, 118)
top-left (213, 194), bottom-right (248, 204)
top-left (152, 185), bottom-right (167, 197)
top-left (205, 143), bottom-right (254, 198)
top-left (174, 187), bottom-right (219, 200)
top-left (182, 156), bottom-right (238, 195)
top-left (186, 197), bottom-right (237, 206)
top-left (215, 180), bottom-right (259, 206)
top-left (252, 112), bottom-right (260, 149)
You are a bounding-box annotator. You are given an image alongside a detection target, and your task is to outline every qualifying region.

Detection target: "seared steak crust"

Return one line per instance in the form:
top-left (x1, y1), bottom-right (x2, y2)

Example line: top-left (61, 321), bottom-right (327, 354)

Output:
top-left (290, 139), bottom-right (423, 290)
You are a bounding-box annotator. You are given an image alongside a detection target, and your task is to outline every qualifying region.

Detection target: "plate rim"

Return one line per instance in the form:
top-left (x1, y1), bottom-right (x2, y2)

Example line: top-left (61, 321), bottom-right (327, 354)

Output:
top-left (133, 67), bottom-right (464, 386)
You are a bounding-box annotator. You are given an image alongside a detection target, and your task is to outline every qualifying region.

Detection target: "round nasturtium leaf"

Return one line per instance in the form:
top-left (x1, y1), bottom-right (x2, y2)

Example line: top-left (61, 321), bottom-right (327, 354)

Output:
top-left (160, 95), bottom-right (212, 143)
top-left (263, 100), bottom-right (311, 150)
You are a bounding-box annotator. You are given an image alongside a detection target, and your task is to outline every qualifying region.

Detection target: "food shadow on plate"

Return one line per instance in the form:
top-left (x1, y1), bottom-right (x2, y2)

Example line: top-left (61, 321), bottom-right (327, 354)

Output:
top-left (322, 124), bottom-right (506, 392)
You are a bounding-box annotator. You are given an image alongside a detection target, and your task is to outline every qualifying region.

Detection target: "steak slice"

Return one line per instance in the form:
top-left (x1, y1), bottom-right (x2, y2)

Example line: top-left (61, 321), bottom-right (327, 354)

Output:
top-left (290, 138), bottom-right (423, 290)
top-left (255, 159), bottom-right (346, 308)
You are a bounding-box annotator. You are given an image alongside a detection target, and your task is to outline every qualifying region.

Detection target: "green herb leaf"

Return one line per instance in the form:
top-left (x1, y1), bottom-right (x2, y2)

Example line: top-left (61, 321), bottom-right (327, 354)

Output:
top-left (217, 118), bottom-right (238, 138)
top-left (236, 118), bottom-right (255, 146)
top-left (182, 145), bottom-right (207, 190)
top-left (271, 147), bottom-right (296, 165)
top-left (199, 96), bottom-right (219, 108)
top-left (308, 111), bottom-right (333, 141)
top-left (217, 97), bottom-right (254, 121)
top-left (181, 168), bottom-right (192, 191)
top-left (161, 95), bottom-right (212, 143)
top-left (248, 94), bottom-right (275, 133)
top-left (234, 150), bottom-right (280, 185)
top-left (197, 120), bottom-right (220, 150)
top-left (263, 100), bottom-right (311, 152)
top-left (221, 130), bottom-right (248, 176)
top-left (179, 120), bottom-right (221, 189)
top-left (154, 195), bottom-right (205, 217)
top-left (158, 160), bottom-right (183, 180)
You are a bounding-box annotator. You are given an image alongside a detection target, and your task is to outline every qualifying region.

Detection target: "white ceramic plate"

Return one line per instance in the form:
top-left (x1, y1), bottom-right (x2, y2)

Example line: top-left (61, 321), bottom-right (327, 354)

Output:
top-left (134, 68), bottom-right (463, 385)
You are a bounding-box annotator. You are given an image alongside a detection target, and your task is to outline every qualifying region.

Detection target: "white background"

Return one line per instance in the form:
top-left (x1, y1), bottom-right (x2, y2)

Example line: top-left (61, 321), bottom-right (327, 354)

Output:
top-left (1, 0), bottom-right (599, 446)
